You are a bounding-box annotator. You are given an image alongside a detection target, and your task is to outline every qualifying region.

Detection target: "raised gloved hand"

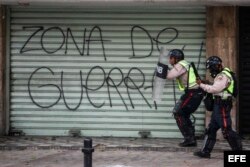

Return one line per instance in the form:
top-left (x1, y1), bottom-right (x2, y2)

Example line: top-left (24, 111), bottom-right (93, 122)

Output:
top-left (196, 79), bottom-right (210, 85)
top-left (196, 78), bottom-right (202, 85)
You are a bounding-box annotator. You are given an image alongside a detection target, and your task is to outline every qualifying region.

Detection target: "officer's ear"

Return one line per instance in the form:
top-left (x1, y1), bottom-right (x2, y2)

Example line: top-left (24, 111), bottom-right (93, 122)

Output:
top-left (217, 64), bottom-right (223, 71)
top-left (174, 58), bottom-right (180, 64)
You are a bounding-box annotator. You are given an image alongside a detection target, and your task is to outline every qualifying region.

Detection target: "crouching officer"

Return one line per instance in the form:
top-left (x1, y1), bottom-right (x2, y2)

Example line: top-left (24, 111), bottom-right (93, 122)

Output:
top-left (167, 49), bottom-right (204, 147)
top-left (194, 56), bottom-right (242, 158)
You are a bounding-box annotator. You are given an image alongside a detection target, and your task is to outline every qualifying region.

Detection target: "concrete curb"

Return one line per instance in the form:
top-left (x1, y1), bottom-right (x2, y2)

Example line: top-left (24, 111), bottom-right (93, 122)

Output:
top-left (0, 136), bottom-right (249, 152)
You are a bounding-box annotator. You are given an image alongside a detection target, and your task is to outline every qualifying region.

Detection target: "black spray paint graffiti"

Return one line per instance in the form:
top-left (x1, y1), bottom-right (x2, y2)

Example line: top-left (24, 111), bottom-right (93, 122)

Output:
top-left (20, 26), bottom-right (109, 61)
top-left (20, 25), bottom-right (178, 60)
top-left (28, 66), bottom-right (153, 111)
top-left (131, 26), bottom-right (178, 58)
top-left (22, 25), bottom-right (204, 111)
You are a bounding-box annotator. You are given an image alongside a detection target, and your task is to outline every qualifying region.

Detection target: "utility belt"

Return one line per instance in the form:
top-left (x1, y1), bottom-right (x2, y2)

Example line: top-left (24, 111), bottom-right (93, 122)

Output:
top-left (213, 95), bottom-right (232, 104)
top-left (185, 88), bottom-right (204, 94)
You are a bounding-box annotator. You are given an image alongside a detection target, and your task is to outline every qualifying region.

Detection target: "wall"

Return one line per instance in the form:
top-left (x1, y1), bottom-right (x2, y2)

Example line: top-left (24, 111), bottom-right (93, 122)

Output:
top-left (206, 6), bottom-right (238, 136)
top-left (0, 5), bottom-right (6, 135)
top-left (0, 5), bottom-right (240, 137)
top-left (7, 7), bottom-right (206, 137)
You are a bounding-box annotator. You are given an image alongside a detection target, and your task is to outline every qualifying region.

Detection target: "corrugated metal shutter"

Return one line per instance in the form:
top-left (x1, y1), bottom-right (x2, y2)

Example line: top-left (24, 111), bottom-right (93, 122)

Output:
top-left (9, 7), bottom-right (206, 138)
top-left (239, 7), bottom-right (250, 135)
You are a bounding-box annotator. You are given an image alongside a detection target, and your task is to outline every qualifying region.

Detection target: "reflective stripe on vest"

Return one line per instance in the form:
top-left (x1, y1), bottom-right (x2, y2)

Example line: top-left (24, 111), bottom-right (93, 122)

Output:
top-left (176, 60), bottom-right (197, 91)
top-left (221, 67), bottom-right (234, 95)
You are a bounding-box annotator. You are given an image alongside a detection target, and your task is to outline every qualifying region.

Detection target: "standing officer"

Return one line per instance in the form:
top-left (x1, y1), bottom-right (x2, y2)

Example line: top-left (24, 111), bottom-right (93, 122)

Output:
top-left (194, 56), bottom-right (242, 158)
top-left (167, 49), bottom-right (204, 147)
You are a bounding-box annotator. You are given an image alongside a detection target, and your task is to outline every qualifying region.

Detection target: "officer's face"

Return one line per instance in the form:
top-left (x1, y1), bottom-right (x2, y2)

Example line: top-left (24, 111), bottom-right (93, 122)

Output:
top-left (169, 57), bottom-right (176, 66)
top-left (208, 64), bottom-right (221, 78)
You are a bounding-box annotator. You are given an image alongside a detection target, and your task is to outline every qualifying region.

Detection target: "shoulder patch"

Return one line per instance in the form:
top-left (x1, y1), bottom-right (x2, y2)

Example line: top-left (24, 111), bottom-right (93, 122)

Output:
top-left (216, 75), bottom-right (223, 81)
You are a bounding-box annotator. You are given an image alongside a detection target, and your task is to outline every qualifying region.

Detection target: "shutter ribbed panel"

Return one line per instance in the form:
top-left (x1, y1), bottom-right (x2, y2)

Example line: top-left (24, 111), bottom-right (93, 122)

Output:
top-left (9, 7), bottom-right (206, 137)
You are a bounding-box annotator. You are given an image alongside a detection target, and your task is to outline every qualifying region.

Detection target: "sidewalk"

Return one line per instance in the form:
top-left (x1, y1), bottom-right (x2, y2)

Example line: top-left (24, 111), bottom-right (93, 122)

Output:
top-left (0, 136), bottom-right (249, 167)
top-left (0, 136), bottom-right (250, 151)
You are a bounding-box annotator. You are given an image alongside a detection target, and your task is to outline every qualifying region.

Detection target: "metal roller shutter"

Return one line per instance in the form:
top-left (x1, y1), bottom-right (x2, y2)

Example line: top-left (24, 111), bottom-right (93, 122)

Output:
top-left (8, 6), bottom-right (206, 137)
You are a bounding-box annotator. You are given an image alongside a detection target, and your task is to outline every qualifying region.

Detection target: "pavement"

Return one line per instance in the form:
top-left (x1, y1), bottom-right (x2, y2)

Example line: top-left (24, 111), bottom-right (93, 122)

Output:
top-left (0, 136), bottom-right (250, 167)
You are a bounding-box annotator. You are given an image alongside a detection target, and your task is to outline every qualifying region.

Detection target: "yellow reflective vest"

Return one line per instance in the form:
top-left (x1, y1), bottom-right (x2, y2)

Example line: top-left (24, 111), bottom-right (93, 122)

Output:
top-left (176, 60), bottom-right (197, 91)
top-left (221, 67), bottom-right (234, 95)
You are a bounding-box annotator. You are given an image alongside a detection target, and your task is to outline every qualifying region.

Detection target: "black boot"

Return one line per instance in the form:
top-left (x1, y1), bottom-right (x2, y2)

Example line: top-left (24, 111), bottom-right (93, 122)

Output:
top-left (226, 131), bottom-right (243, 151)
top-left (194, 132), bottom-right (216, 158)
top-left (193, 151), bottom-right (211, 158)
top-left (174, 114), bottom-right (192, 147)
top-left (179, 125), bottom-right (197, 147)
top-left (179, 136), bottom-right (197, 147)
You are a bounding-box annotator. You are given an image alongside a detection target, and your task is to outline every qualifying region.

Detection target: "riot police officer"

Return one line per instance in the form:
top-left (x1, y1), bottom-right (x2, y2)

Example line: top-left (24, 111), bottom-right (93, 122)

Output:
top-left (194, 56), bottom-right (242, 158)
top-left (167, 49), bottom-right (204, 147)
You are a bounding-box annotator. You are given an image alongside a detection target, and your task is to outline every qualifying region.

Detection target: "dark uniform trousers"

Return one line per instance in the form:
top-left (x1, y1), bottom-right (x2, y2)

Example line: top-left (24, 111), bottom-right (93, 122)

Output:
top-left (173, 88), bottom-right (204, 141)
top-left (201, 96), bottom-right (242, 153)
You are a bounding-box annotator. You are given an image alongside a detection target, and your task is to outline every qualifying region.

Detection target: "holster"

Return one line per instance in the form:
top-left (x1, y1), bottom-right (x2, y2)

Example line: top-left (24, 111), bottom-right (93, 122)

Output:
top-left (203, 93), bottom-right (214, 111)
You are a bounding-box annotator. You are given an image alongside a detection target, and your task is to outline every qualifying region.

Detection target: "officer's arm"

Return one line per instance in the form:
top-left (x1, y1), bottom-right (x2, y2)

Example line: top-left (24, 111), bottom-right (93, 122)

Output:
top-left (199, 74), bottom-right (229, 94)
top-left (166, 64), bottom-right (186, 80)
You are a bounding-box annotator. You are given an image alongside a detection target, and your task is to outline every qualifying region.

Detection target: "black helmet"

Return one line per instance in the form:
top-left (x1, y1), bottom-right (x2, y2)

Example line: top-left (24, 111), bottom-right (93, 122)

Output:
top-left (206, 56), bottom-right (222, 78)
top-left (168, 49), bottom-right (184, 61)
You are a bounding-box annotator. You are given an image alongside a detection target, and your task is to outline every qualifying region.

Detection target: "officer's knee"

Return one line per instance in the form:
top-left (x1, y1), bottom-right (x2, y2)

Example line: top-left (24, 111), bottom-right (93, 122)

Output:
top-left (222, 128), bottom-right (231, 139)
top-left (173, 112), bottom-right (180, 120)
top-left (223, 129), bottom-right (240, 140)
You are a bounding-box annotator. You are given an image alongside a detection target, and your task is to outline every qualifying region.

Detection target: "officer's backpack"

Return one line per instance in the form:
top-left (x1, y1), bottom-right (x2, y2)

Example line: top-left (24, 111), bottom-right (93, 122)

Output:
top-left (224, 69), bottom-right (238, 98)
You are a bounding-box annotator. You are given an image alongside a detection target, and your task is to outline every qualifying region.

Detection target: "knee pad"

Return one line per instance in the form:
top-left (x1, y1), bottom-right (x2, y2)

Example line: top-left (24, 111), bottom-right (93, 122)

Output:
top-left (222, 128), bottom-right (233, 139)
top-left (227, 130), bottom-right (240, 139)
top-left (222, 129), bottom-right (228, 139)
top-left (173, 112), bottom-right (181, 120)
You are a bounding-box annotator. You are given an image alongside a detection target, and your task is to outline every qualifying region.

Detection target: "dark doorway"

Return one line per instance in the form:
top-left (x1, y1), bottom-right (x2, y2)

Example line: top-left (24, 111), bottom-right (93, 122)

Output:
top-left (239, 7), bottom-right (250, 136)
